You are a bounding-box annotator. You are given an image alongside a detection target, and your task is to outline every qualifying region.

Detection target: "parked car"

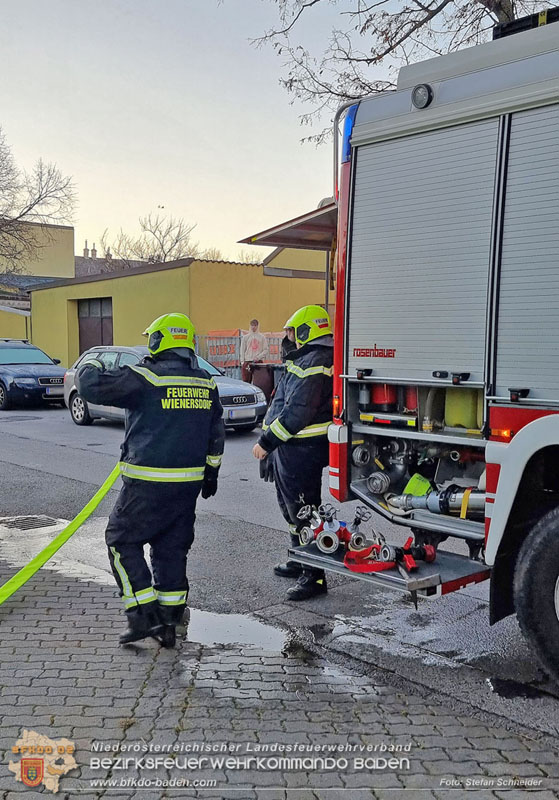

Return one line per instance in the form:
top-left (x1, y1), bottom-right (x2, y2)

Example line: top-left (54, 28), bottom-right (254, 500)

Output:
top-left (64, 345), bottom-right (268, 431)
top-left (0, 339), bottom-right (66, 410)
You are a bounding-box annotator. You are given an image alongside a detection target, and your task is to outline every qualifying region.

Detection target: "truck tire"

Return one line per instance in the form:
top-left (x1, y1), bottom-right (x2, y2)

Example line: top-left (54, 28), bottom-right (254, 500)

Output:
top-left (514, 506), bottom-right (559, 682)
top-left (70, 392), bottom-right (93, 426)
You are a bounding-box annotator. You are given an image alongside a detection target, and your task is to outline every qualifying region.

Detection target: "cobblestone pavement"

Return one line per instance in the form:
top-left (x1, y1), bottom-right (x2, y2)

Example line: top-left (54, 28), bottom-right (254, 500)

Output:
top-left (0, 561), bottom-right (557, 800)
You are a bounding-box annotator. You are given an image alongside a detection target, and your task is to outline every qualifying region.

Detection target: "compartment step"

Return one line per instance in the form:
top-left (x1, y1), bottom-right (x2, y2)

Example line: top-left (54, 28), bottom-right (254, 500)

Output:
top-left (288, 542), bottom-right (490, 598)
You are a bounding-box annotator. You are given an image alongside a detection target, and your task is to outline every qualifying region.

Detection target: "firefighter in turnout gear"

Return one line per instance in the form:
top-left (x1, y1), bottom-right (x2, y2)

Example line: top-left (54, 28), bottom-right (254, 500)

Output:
top-left (253, 305), bottom-right (333, 601)
top-left (76, 313), bottom-right (224, 646)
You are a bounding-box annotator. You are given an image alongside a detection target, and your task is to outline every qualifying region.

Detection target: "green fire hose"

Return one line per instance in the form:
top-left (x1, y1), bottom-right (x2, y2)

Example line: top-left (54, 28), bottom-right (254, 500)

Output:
top-left (0, 464), bottom-right (121, 606)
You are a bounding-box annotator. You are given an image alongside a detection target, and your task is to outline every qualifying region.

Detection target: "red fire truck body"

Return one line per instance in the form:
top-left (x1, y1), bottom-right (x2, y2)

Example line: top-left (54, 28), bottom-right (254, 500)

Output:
top-left (290, 14), bottom-right (559, 680)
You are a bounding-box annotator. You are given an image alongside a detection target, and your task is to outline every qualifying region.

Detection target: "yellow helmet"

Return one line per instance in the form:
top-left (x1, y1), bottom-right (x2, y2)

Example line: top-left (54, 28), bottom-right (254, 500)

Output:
top-left (284, 305), bottom-right (332, 346)
top-left (143, 312), bottom-right (195, 355)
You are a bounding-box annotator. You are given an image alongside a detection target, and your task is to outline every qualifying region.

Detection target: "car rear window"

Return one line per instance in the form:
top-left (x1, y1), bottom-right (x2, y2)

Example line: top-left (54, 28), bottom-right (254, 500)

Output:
top-left (75, 352), bottom-right (101, 368)
top-left (118, 352), bottom-right (140, 367)
top-left (0, 347), bottom-right (54, 365)
top-left (98, 352), bottom-right (119, 369)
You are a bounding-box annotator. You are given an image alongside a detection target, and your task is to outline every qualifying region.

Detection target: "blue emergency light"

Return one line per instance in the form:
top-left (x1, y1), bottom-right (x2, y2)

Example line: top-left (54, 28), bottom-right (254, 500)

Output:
top-left (341, 104), bottom-right (359, 163)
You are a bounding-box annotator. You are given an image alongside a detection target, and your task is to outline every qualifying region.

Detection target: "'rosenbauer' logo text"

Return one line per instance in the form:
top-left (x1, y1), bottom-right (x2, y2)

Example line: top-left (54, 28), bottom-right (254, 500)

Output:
top-left (353, 345), bottom-right (396, 358)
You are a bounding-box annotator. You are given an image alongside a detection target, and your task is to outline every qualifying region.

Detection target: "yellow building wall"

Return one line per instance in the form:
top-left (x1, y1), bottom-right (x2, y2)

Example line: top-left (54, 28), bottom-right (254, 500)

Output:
top-left (31, 267), bottom-right (190, 367)
top-left (0, 224), bottom-right (75, 278)
top-left (30, 259), bottom-right (326, 367)
top-left (265, 247), bottom-right (327, 274)
top-left (0, 309), bottom-right (29, 340)
top-left (189, 261), bottom-right (324, 335)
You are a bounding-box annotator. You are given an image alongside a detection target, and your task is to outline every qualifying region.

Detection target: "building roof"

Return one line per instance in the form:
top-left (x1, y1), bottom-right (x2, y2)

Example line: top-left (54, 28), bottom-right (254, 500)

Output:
top-left (0, 273), bottom-right (61, 291)
top-left (29, 257), bottom-right (265, 292)
top-left (239, 203), bottom-right (338, 252)
top-left (29, 258), bottom-right (196, 291)
top-left (74, 255), bottom-right (148, 277)
top-left (0, 304), bottom-right (30, 317)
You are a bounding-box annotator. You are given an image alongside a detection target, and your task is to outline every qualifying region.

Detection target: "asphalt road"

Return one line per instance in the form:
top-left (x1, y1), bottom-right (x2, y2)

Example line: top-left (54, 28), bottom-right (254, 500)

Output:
top-left (0, 405), bottom-right (558, 740)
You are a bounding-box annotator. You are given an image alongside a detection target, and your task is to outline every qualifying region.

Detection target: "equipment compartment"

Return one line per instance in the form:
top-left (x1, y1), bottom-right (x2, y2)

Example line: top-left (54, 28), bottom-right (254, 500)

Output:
top-left (346, 380), bottom-right (487, 538)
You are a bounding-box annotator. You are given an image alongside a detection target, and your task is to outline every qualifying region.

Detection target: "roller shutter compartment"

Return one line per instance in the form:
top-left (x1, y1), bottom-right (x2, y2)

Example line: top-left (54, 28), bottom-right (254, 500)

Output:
top-left (347, 120), bottom-right (499, 382)
top-left (495, 105), bottom-right (559, 401)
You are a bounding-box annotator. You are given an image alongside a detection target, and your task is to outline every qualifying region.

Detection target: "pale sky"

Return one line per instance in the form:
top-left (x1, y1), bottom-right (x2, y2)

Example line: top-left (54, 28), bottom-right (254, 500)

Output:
top-left (3, 0), bottom-right (343, 261)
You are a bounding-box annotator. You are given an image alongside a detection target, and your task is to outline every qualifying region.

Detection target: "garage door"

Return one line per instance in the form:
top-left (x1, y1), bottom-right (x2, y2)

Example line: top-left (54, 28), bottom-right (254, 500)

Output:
top-left (78, 298), bottom-right (113, 354)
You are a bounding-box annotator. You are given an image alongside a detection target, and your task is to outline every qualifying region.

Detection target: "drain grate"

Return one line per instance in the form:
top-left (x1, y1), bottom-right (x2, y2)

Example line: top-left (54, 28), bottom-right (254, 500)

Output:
top-left (0, 515), bottom-right (60, 530)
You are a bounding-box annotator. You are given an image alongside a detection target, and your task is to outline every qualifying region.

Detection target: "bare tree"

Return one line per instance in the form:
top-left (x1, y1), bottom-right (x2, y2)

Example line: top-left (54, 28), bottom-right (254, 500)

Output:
top-left (237, 248), bottom-right (265, 264)
top-left (101, 213), bottom-right (199, 269)
top-left (0, 128), bottom-right (75, 273)
top-left (257, 0), bottom-right (553, 140)
top-left (199, 246), bottom-right (224, 261)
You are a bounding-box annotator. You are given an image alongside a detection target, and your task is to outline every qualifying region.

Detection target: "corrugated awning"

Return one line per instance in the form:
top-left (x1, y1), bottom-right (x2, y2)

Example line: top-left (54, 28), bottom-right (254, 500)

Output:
top-left (239, 203), bottom-right (337, 252)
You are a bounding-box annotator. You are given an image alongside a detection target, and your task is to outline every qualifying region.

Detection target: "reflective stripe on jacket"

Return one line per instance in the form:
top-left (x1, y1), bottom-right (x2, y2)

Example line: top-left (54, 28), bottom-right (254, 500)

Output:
top-left (76, 350), bottom-right (224, 479)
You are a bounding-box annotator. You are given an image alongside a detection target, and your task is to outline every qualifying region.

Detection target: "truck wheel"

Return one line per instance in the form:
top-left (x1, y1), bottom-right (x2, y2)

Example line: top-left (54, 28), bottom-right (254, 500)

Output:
top-left (0, 382), bottom-right (10, 410)
top-left (70, 393), bottom-right (93, 426)
top-left (514, 507), bottom-right (559, 682)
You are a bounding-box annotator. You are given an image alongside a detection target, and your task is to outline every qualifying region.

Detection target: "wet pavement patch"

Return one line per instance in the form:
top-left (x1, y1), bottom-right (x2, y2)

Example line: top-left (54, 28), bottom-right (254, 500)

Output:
top-left (281, 631), bottom-right (317, 663)
top-left (184, 608), bottom-right (287, 650)
top-left (0, 415), bottom-right (42, 422)
top-left (486, 676), bottom-right (559, 700)
top-left (308, 621), bottom-right (335, 640)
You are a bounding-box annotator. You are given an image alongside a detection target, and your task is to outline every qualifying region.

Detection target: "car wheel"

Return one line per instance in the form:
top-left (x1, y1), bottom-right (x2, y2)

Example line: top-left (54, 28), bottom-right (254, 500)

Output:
top-left (514, 506), bottom-right (559, 682)
top-left (0, 382), bottom-right (10, 410)
top-left (70, 393), bottom-right (93, 425)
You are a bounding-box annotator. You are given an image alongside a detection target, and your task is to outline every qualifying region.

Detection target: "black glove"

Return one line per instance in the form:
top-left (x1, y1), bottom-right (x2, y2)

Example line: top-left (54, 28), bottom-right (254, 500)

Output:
top-left (201, 465), bottom-right (219, 499)
top-left (259, 452), bottom-right (275, 483)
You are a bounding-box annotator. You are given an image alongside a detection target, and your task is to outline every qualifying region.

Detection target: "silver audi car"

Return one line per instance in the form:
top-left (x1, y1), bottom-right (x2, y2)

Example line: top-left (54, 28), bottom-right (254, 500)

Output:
top-left (64, 345), bottom-right (267, 431)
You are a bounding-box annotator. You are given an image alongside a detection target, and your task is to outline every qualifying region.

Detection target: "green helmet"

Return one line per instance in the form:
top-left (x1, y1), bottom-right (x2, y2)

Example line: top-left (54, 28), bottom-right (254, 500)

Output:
top-left (284, 305), bottom-right (332, 346)
top-left (143, 312), bottom-right (195, 355)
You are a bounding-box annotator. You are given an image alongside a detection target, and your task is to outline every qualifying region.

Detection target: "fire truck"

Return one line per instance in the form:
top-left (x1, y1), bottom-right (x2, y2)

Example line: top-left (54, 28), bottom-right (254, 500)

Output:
top-left (290, 10), bottom-right (559, 681)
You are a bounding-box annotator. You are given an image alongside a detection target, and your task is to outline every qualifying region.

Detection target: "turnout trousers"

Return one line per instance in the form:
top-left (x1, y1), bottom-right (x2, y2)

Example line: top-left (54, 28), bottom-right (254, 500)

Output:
top-left (105, 478), bottom-right (200, 616)
top-left (273, 437), bottom-right (329, 536)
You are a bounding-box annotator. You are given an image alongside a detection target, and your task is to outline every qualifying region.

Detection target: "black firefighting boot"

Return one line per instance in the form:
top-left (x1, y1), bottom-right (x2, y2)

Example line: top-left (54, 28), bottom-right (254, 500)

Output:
top-left (153, 605), bottom-right (186, 649)
top-left (286, 569), bottom-right (327, 602)
top-left (274, 533), bottom-right (304, 578)
top-left (119, 603), bottom-right (164, 645)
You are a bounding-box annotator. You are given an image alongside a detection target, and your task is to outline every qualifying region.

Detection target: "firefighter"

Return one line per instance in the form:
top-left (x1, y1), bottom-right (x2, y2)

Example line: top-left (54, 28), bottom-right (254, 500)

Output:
top-left (252, 305), bottom-right (333, 601)
top-left (76, 313), bottom-right (224, 646)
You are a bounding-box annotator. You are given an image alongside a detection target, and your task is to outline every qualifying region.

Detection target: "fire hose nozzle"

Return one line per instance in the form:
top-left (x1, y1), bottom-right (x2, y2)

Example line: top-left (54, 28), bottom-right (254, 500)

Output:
top-left (380, 540), bottom-right (436, 567)
top-left (348, 532), bottom-right (369, 551)
top-left (380, 544), bottom-right (398, 562)
top-left (316, 530), bottom-right (340, 554)
top-left (298, 526), bottom-right (314, 546)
